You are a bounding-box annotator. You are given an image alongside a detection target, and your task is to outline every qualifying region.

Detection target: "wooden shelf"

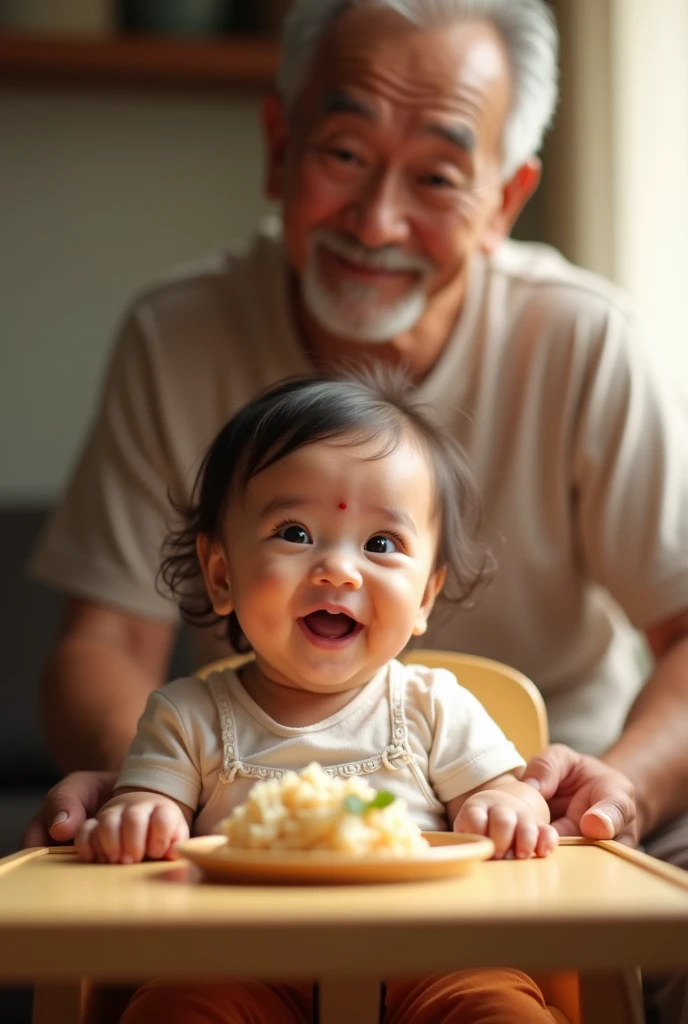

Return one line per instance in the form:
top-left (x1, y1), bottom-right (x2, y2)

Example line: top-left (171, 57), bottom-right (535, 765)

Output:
top-left (0, 33), bottom-right (280, 91)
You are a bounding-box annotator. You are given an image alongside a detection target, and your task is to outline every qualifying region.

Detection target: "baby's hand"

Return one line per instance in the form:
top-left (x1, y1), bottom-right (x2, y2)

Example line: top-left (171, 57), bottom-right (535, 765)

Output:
top-left (75, 790), bottom-right (190, 864)
top-left (453, 789), bottom-right (559, 860)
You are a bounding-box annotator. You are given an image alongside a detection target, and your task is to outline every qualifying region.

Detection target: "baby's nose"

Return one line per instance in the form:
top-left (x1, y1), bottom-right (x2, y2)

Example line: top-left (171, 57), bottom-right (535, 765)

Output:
top-left (310, 552), bottom-right (363, 589)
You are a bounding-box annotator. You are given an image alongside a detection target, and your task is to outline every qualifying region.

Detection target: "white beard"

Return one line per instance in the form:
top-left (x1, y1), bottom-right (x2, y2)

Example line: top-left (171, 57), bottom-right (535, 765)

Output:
top-left (302, 230), bottom-right (433, 344)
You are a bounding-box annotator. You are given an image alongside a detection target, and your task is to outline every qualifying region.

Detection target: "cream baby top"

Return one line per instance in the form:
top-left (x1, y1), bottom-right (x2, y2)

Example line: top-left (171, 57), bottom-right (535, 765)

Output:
top-left (116, 659), bottom-right (526, 836)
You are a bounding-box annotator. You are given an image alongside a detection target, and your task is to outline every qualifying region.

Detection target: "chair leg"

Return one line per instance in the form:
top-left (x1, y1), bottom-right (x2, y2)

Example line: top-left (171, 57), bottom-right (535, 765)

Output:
top-left (533, 970), bottom-right (581, 1023)
top-left (579, 969), bottom-right (645, 1024)
top-left (32, 982), bottom-right (84, 1024)
top-left (81, 982), bottom-right (140, 1024)
top-left (317, 977), bottom-right (382, 1024)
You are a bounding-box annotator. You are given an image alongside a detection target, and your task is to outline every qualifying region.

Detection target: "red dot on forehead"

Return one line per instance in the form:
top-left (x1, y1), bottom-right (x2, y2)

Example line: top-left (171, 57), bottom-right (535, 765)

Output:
top-left (338, 502), bottom-right (347, 510)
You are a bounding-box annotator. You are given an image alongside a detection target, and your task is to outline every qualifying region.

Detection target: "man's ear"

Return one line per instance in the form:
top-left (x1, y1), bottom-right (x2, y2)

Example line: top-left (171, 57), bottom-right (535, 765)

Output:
top-left (412, 567), bottom-right (447, 637)
top-left (481, 157), bottom-right (542, 254)
top-left (196, 534), bottom-right (233, 616)
top-left (262, 92), bottom-right (290, 201)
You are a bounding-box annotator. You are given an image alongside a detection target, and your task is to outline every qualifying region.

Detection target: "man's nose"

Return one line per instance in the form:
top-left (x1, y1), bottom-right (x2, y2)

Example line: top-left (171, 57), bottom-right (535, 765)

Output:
top-left (343, 170), bottom-right (410, 249)
top-left (310, 551), bottom-right (363, 589)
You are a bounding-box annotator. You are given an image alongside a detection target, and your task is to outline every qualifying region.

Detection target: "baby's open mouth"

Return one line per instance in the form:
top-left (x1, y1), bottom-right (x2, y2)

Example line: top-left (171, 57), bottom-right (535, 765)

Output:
top-left (300, 610), bottom-right (361, 640)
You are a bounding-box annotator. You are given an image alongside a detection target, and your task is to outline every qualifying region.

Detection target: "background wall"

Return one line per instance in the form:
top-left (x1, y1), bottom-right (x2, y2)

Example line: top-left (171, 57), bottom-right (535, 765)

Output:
top-left (2, 0), bottom-right (688, 505)
top-left (547, 0), bottom-right (688, 399)
top-left (0, 89), bottom-right (269, 503)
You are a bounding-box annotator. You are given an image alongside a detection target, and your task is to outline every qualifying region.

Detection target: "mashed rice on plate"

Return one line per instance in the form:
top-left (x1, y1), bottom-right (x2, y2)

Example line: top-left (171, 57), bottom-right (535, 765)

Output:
top-left (216, 762), bottom-right (429, 856)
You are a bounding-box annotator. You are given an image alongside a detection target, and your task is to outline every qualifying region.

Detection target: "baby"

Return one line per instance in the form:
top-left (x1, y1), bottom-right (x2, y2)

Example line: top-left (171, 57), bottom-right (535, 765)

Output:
top-left (77, 370), bottom-right (558, 1024)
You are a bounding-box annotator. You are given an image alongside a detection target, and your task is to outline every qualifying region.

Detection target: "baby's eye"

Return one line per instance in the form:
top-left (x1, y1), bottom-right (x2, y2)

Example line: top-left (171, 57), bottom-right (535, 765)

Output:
top-left (365, 535), bottom-right (398, 554)
top-left (278, 524), bottom-right (312, 545)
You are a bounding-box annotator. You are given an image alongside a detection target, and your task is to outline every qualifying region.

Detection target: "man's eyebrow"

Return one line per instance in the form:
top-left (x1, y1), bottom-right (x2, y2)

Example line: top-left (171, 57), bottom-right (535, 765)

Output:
top-left (321, 90), bottom-right (376, 120)
top-left (320, 92), bottom-right (474, 156)
top-left (424, 122), bottom-right (476, 153)
top-left (371, 506), bottom-right (418, 536)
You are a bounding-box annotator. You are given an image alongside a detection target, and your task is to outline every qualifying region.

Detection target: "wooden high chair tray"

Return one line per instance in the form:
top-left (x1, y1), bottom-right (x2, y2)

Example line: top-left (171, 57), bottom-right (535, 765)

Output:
top-left (175, 831), bottom-right (495, 885)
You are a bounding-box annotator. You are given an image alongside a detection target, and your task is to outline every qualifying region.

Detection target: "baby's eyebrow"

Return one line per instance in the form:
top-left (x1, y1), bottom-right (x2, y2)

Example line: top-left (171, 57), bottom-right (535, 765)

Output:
top-left (258, 496), bottom-right (312, 519)
top-left (369, 505), bottom-right (418, 536)
top-left (257, 496), bottom-right (418, 535)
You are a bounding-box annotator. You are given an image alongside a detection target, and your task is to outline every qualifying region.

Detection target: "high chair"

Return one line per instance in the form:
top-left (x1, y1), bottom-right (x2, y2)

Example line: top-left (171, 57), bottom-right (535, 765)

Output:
top-left (34, 650), bottom-right (646, 1024)
top-left (193, 649), bottom-right (646, 1024)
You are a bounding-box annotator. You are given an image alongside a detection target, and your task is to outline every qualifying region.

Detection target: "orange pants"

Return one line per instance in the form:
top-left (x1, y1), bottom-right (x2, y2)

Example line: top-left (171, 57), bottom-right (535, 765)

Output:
top-left (122, 969), bottom-right (552, 1023)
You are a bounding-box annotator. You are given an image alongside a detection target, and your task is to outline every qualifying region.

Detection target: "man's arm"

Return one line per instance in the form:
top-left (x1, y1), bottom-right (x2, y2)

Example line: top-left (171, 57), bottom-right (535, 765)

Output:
top-left (22, 598), bottom-right (177, 848)
top-left (603, 609), bottom-right (688, 838)
top-left (523, 608), bottom-right (688, 845)
top-left (42, 597), bottom-right (177, 772)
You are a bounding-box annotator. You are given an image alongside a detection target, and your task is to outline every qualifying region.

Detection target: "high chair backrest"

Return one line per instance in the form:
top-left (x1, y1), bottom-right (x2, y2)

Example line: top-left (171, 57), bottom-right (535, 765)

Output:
top-left (197, 649), bottom-right (549, 763)
top-left (398, 649), bottom-right (549, 762)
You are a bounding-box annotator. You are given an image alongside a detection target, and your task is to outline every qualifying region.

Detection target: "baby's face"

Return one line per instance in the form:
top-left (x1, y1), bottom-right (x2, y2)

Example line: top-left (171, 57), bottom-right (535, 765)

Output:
top-left (209, 431), bottom-right (444, 694)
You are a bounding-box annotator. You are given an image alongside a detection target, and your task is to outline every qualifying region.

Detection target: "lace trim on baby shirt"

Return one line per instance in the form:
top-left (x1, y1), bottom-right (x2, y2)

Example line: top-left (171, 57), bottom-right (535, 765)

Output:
top-left (389, 660), bottom-right (438, 801)
top-left (208, 674), bottom-right (243, 783)
top-left (208, 669), bottom-right (413, 784)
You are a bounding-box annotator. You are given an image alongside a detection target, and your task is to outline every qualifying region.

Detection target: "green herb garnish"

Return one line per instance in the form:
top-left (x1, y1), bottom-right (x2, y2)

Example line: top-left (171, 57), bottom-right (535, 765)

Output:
top-left (343, 790), bottom-right (396, 815)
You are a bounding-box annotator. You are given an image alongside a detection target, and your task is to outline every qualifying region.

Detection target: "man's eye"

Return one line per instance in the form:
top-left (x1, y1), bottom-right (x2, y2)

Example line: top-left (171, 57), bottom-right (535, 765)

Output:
top-left (365, 535), bottom-right (397, 554)
top-left (279, 524), bottom-right (312, 545)
top-left (329, 147), bottom-right (361, 166)
top-left (422, 173), bottom-right (453, 189)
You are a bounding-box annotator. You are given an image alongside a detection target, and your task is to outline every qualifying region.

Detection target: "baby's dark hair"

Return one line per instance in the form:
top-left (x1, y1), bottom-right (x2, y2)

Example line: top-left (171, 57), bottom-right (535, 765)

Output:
top-left (159, 367), bottom-right (493, 651)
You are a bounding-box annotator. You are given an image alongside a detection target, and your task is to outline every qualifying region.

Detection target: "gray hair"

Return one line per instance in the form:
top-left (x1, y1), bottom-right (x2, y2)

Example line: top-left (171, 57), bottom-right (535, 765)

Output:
top-left (277, 0), bottom-right (558, 179)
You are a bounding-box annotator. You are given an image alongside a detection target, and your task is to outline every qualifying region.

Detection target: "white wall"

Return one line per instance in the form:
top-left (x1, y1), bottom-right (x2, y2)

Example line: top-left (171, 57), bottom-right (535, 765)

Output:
top-left (547, 0), bottom-right (688, 399)
top-left (4, 8), bottom-right (688, 503)
top-left (0, 88), bottom-right (269, 503)
top-left (611, 0), bottom-right (688, 387)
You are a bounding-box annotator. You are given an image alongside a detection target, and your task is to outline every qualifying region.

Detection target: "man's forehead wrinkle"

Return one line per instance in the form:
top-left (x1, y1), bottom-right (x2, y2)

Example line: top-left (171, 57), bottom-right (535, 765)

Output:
top-left (316, 72), bottom-right (491, 159)
top-left (310, 27), bottom-right (510, 134)
top-left (321, 61), bottom-right (485, 121)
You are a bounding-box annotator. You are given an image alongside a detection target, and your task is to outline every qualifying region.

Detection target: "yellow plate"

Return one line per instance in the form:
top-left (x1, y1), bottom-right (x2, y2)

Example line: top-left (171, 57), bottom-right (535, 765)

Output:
top-left (174, 832), bottom-right (494, 885)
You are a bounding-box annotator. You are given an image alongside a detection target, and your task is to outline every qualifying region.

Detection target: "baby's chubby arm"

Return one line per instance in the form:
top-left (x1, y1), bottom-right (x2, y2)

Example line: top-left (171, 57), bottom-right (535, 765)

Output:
top-left (75, 788), bottom-right (194, 864)
top-left (446, 773), bottom-right (559, 860)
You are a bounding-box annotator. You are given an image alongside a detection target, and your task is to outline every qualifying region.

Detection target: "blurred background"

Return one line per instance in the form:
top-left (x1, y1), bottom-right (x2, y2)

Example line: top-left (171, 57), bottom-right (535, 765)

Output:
top-left (0, 1), bottom-right (687, 1017)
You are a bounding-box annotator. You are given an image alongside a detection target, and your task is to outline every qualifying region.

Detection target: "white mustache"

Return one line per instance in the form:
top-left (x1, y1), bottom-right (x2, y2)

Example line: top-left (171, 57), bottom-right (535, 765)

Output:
top-left (313, 229), bottom-right (433, 275)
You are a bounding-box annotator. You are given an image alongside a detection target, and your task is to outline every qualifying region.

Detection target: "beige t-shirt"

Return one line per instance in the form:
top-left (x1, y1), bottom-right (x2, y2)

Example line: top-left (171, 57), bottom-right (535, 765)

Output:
top-left (30, 218), bottom-right (688, 755)
top-left (116, 659), bottom-right (525, 836)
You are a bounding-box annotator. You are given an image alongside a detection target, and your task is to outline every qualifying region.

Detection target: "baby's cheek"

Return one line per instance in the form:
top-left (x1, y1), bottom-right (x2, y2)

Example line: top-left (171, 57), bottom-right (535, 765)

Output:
top-left (243, 571), bottom-right (296, 628)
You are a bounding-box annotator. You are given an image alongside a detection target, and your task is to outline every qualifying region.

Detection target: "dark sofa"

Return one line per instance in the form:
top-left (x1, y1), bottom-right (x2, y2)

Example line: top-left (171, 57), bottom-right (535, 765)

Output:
top-left (1, 509), bottom-right (62, 858)
top-left (0, 507), bottom-right (192, 1022)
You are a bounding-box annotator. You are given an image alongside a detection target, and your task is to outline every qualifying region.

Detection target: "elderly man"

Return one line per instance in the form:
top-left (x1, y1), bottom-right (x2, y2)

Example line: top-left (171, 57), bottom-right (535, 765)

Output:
top-left (26, 0), bottom-right (688, 1017)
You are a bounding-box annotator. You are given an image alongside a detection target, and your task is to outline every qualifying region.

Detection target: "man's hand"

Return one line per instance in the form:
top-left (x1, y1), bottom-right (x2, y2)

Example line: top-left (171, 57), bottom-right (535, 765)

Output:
top-left (21, 771), bottom-right (119, 848)
top-left (522, 744), bottom-right (638, 846)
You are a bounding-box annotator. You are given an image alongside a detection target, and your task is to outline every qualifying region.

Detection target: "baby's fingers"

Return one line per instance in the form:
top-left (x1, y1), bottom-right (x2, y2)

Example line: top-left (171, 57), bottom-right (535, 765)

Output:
top-left (146, 804), bottom-right (185, 860)
top-left (536, 824), bottom-right (559, 858)
top-left (75, 817), bottom-right (100, 862)
top-left (454, 801), bottom-right (489, 837)
top-left (120, 805), bottom-right (157, 864)
top-left (485, 806), bottom-right (518, 859)
top-left (96, 808), bottom-right (127, 863)
top-left (514, 820), bottom-right (541, 859)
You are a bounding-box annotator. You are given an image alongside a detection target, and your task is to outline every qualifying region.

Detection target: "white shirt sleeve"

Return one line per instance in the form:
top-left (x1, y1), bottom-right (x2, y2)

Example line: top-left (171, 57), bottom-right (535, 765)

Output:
top-left (116, 678), bottom-right (207, 810)
top-left (404, 665), bottom-right (526, 804)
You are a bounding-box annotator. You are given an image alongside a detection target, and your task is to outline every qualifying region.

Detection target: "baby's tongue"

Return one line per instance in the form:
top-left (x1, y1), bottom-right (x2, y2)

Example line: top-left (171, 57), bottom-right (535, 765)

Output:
top-left (304, 611), bottom-right (353, 639)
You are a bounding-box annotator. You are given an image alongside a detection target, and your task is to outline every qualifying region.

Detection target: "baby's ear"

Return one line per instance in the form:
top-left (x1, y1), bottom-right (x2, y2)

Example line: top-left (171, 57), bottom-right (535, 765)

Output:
top-left (412, 567), bottom-right (447, 636)
top-left (196, 534), bottom-right (233, 615)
